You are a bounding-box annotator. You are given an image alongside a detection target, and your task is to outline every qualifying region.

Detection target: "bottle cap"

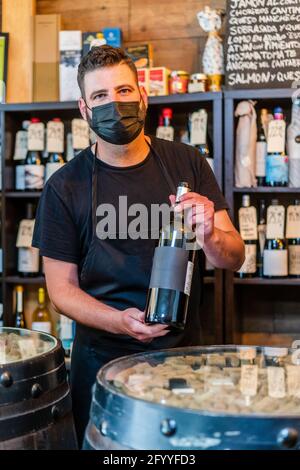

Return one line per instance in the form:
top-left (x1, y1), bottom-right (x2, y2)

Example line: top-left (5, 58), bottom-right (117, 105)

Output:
top-left (271, 199), bottom-right (279, 205)
top-left (52, 118), bottom-right (61, 122)
top-left (31, 118), bottom-right (41, 123)
top-left (16, 285), bottom-right (24, 293)
top-left (175, 182), bottom-right (191, 203)
top-left (162, 108), bottom-right (173, 119)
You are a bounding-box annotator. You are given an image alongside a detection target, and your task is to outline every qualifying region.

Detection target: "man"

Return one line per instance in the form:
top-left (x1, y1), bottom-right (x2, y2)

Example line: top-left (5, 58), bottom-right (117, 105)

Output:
top-left (32, 45), bottom-right (244, 446)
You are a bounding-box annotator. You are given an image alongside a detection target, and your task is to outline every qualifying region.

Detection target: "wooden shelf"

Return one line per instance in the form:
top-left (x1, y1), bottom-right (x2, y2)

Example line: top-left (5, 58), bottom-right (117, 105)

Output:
top-left (224, 88), bottom-right (295, 100)
top-left (234, 277), bottom-right (300, 286)
top-left (5, 191), bottom-right (42, 198)
top-left (234, 187), bottom-right (300, 193)
top-left (5, 276), bottom-right (45, 285)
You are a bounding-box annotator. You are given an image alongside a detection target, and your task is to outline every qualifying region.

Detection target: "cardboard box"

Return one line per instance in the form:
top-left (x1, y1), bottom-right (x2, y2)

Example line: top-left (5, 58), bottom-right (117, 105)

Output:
top-left (103, 28), bottom-right (122, 48)
top-left (137, 68), bottom-right (149, 94)
top-left (33, 15), bottom-right (60, 102)
top-left (59, 31), bottom-right (82, 102)
top-left (125, 44), bottom-right (153, 68)
top-left (149, 67), bottom-right (170, 96)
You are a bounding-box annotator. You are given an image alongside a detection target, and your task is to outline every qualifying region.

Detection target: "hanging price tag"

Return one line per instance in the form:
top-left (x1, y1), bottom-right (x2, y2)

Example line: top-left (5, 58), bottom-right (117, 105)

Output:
top-left (238, 207), bottom-right (258, 240)
top-left (13, 130), bottom-right (28, 160)
top-left (28, 122), bottom-right (45, 151)
top-left (240, 365), bottom-right (258, 397)
top-left (267, 120), bottom-right (286, 154)
top-left (16, 219), bottom-right (35, 248)
top-left (190, 109), bottom-right (208, 146)
top-left (286, 205), bottom-right (300, 239)
top-left (266, 205), bottom-right (285, 239)
top-left (47, 121), bottom-right (64, 153)
top-left (71, 119), bottom-right (90, 150)
top-left (267, 367), bottom-right (286, 399)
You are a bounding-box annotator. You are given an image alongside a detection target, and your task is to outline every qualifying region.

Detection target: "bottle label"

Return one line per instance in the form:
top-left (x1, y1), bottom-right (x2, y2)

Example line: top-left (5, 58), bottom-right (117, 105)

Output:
top-left (47, 121), bottom-right (64, 153)
top-left (289, 245), bottom-right (300, 275)
top-left (13, 130), bottom-right (28, 160)
top-left (16, 220), bottom-right (36, 248)
top-left (258, 224), bottom-right (266, 255)
top-left (238, 244), bottom-right (257, 274)
top-left (16, 165), bottom-right (25, 190)
top-left (60, 316), bottom-right (73, 339)
top-left (267, 120), bottom-right (286, 154)
top-left (266, 154), bottom-right (288, 185)
top-left (31, 322), bottom-right (51, 334)
top-left (45, 162), bottom-right (65, 182)
top-left (255, 141), bottom-right (267, 177)
top-left (263, 249), bottom-right (288, 276)
top-left (286, 205), bottom-right (300, 239)
top-left (18, 247), bottom-right (39, 273)
top-left (267, 366), bottom-right (286, 399)
top-left (71, 119), bottom-right (90, 150)
top-left (266, 205), bottom-right (285, 239)
top-left (190, 109), bottom-right (207, 146)
top-left (156, 126), bottom-right (174, 141)
top-left (28, 122), bottom-right (45, 151)
top-left (240, 365), bottom-right (258, 397)
top-left (238, 206), bottom-right (258, 240)
top-left (149, 246), bottom-right (191, 293)
top-left (184, 261), bottom-right (194, 296)
top-left (25, 164), bottom-right (44, 190)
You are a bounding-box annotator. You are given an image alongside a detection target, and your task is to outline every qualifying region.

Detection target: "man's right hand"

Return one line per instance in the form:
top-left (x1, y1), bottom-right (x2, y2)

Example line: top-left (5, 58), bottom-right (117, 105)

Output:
top-left (112, 308), bottom-right (169, 343)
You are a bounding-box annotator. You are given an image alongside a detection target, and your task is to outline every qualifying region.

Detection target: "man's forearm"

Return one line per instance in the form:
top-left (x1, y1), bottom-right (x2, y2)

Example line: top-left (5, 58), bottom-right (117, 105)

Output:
top-left (202, 227), bottom-right (245, 271)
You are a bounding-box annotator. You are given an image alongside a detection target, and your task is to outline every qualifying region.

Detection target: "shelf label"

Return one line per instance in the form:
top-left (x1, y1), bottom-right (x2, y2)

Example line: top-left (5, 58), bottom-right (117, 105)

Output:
top-left (28, 122), bottom-right (45, 151)
top-left (286, 205), bottom-right (300, 239)
top-left (190, 109), bottom-right (207, 146)
top-left (266, 204), bottom-right (285, 239)
top-left (240, 365), bottom-right (258, 397)
top-left (71, 119), bottom-right (90, 150)
top-left (47, 121), bottom-right (64, 153)
top-left (13, 130), bottom-right (28, 160)
top-left (238, 206), bottom-right (258, 240)
top-left (267, 120), bottom-right (286, 154)
top-left (16, 219), bottom-right (35, 248)
top-left (267, 366), bottom-right (286, 399)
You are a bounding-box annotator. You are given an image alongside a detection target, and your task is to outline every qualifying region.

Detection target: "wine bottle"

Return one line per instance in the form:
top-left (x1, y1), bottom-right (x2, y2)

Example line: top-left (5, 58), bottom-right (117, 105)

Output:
top-left (0, 303), bottom-right (3, 328)
top-left (255, 109), bottom-right (268, 186)
top-left (155, 108), bottom-right (174, 141)
top-left (266, 107), bottom-right (288, 187)
top-left (25, 118), bottom-right (45, 191)
top-left (14, 120), bottom-right (30, 191)
top-left (31, 287), bottom-right (52, 334)
top-left (287, 98), bottom-right (300, 188)
top-left (17, 203), bottom-right (40, 277)
top-left (286, 199), bottom-right (300, 278)
top-left (257, 199), bottom-right (266, 278)
top-left (14, 285), bottom-right (26, 329)
top-left (58, 314), bottom-right (74, 357)
top-left (145, 182), bottom-right (196, 330)
top-left (236, 194), bottom-right (258, 278)
top-left (263, 199), bottom-right (288, 278)
top-left (45, 117), bottom-right (65, 182)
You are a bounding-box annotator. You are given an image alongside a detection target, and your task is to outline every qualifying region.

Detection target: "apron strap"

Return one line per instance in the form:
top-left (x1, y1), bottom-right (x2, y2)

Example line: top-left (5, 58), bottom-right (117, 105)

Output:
top-left (92, 142), bottom-right (98, 235)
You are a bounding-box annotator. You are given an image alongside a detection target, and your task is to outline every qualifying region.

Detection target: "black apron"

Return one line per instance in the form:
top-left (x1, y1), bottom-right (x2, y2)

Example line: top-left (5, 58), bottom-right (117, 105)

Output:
top-left (70, 139), bottom-right (203, 446)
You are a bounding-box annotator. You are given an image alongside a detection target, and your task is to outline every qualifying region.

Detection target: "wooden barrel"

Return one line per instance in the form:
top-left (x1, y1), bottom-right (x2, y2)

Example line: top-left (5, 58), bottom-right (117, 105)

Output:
top-left (0, 328), bottom-right (77, 450)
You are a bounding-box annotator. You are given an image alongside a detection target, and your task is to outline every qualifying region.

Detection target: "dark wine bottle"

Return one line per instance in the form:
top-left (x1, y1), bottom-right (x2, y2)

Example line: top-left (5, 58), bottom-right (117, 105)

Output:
top-left (17, 203), bottom-right (40, 278)
top-left (288, 199), bottom-right (300, 278)
top-left (145, 182), bottom-right (196, 330)
top-left (236, 194), bottom-right (257, 279)
top-left (257, 199), bottom-right (266, 278)
top-left (263, 199), bottom-right (288, 278)
top-left (256, 109), bottom-right (268, 187)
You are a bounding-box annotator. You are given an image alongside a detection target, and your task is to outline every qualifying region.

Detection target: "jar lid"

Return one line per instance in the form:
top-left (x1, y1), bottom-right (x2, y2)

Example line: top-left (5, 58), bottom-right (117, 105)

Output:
top-left (191, 73), bottom-right (207, 80)
top-left (170, 70), bottom-right (189, 77)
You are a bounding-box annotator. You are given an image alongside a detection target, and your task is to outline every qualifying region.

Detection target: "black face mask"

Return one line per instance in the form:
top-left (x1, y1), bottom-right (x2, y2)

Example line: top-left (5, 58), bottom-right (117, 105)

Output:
top-left (86, 99), bottom-right (146, 145)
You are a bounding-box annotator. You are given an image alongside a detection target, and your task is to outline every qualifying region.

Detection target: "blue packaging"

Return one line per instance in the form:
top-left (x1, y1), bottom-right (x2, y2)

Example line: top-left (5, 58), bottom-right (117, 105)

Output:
top-left (266, 154), bottom-right (289, 185)
top-left (103, 28), bottom-right (122, 48)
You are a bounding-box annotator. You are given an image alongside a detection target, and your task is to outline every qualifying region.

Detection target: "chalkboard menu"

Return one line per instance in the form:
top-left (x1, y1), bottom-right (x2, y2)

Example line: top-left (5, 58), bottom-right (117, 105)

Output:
top-left (225, 0), bottom-right (300, 89)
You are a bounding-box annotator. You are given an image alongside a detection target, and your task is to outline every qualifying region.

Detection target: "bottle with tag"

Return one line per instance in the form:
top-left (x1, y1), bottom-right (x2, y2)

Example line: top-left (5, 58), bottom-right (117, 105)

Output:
top-left (145, 182), bottom-right (196, 330)
top-left (190, 109), bottom-right (213, 170)
top-left (45, 118), bottom-right (65, 182)
top-left (14, 120), bottom-right (30, 191)
top-left (263, 199), bottom-right (288, 278)
top-left (17, 203), bottom-right (40, 277)
top-left (25, 118), bottom-right (45, 191)
top-left (31, 287), bottom-right (52, 334)
top-left (286, 200), bottom-right (300, 278)
top-left (72, 118), bottom-right (91, 157)
top-left (57, 314), bottom-right (74, 357)
top-left (255, 109), bottom-right (268, 186)
top-left (266, 107), bottom-right (288, 187)
top-left (14, 285), bottom-right (26, 328)
top-left (257, 199), bottom-right (266, 278)
top-left (236, 194), bottom-right (258, 278)
top-left (155, 108), bottom-right (174, 141)
top-left (287, 98), bottom-right (300, 188)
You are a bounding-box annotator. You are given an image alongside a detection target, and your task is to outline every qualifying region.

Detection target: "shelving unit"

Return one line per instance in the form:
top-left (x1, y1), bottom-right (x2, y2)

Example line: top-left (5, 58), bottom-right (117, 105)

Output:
top-left (0, 92), bottom-right (224, 344)
top-left (224, 88), bottom-right (300, 347)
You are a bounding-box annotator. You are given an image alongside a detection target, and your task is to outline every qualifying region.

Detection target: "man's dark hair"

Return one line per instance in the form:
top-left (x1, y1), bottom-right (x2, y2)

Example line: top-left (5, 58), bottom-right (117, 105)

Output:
top-left (77, 45), bottom-right (139, 98)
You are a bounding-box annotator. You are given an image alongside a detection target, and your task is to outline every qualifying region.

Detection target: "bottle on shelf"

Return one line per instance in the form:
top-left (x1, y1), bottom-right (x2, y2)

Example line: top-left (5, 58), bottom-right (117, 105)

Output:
top-left (45, 117), bottom-right (65, 183)
top-left (155, 108), bottom-right (174, 141)
top-left (25, 118), bottom-right (45, 191)
top-left (189, 109), bottom-right (214, 171)
top-left (145, 182), bottom-right (196, 329)
top-left (31, 287), bottom-right (52, 334)
top-left (14, 120), bottom-right (30, 191)
top-left (14, 285), bottom-right (26, 329)
top-left (286, 199), bottom-right (300, 278)
top-left (257, 199), bottom-right (267, 278)
top-left (287, 98), bottom-right (300, 188)
top-left (266, 107), bottom-right (288, 187)
top-left (255, 109), bottom-right (268, 186)
top-left (0, 303), bottom-right (3, 328)
top-left (263, 199), bottom-right (288, 278)
top-left (16, 203), bottom-right (40, 278)
top-left (236, 194), bottom-right (258, 278)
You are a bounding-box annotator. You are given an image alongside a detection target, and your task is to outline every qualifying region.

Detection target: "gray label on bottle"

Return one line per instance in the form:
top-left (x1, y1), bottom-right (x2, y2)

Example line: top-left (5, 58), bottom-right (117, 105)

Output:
top-left (16, 165), bottom-right (25, 190)
top-left (149, 246), bottom-right (190, 292)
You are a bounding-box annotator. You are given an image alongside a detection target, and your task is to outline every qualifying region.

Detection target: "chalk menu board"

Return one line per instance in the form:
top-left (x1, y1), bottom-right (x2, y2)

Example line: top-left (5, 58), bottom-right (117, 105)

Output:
top-left (225, 0), bottom-right (300, 89)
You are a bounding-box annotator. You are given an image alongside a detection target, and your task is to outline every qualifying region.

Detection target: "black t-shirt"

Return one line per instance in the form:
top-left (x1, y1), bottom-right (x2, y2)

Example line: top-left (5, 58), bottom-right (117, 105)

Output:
top-left (32, 136), bottom-right (228, 348)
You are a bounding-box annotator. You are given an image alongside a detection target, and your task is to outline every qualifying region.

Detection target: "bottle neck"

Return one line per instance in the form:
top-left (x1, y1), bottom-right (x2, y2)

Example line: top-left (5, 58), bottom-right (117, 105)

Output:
top-left (16, 291), bottom-right (23, 313)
